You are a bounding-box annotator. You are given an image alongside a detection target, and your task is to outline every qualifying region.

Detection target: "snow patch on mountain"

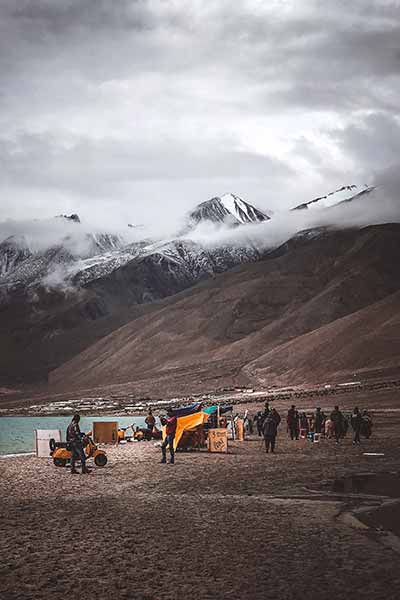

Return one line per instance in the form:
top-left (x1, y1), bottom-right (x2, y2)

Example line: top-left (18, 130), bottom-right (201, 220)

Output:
top-left (291, 185), bottom-right (374, 211)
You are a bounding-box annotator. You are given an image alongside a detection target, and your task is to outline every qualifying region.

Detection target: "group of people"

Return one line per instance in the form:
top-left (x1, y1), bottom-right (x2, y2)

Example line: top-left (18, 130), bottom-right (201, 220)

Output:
top-left (64, 409), bottom-right (178, 474)
top-left (65, 402), bottom-right (374, 472)
top-left (253, 403), bottom-right (373, 453)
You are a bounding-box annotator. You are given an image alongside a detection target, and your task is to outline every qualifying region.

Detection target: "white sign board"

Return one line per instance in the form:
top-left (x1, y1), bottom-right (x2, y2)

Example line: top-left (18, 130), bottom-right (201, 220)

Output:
top-left (35, 429), bottom-right (61, 458)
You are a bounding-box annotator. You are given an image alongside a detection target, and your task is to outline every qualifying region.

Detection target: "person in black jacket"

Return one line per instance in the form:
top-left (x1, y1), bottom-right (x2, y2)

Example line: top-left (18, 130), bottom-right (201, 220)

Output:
top-left (287, 405), bottom-right (299, 440)
top-left (314, 407), bottom-right (325, 434)
top-left (263, 409), bottom-right (281, 453)
top-left (351, 407), bottom-right (362, 444)
top-left (330, 406), bottom-right (345, 444)
top-left (66, 414), bottom-right (90, 474)
top-left (254, 411), bottom-right (264, 437)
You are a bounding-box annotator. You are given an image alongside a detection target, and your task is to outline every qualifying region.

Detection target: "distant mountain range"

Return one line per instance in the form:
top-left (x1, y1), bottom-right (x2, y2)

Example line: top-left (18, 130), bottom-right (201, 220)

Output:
top-left (0, 184), bottom-right (389, 386)
top-left (50, 223), bottom-right (400, 398)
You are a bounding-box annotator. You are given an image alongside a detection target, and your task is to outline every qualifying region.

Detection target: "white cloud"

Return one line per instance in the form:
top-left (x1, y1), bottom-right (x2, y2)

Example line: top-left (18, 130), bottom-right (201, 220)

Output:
top-left (0, 0), bottom-right (399, 226)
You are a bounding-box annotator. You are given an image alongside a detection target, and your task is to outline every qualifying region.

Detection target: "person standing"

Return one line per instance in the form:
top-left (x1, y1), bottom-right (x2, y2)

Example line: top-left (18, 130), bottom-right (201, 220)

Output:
top-left (300, 412), bottom-right (309, 434)
top-left (314, 407), bottom-right (325, 434)
top-left (66, 414), bottom-right (90, 475)
top-left (145, 409), bottom-right (156, 441)
top-left (351, 407), bottom-right (362, 445)
top-left (160, 408), bottom-right (177, 464)
top-left (361, 410), bottom-right (373, 439)
top-left (330, 406), bottom-right (345, 444)
top-left (254, 411), bottom-right (264, 437)
top-left (287, 405), bottom-right (300, 440)
top-left (263, 409), bottom-right (281, 453)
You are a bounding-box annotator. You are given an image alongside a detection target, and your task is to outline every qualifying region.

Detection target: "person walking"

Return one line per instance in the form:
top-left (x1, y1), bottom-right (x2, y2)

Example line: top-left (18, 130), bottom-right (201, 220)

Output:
top-left (160, 408), bottom-right (177, 464)
top-left (263, 409), bottom-right (281, 453)
top-left (351, 407), bottom-right (363, 445)
top-left (66, 414), bottom-right (90, 475)
top-left (330, 406), bottom-right (345, 444)
top-left (287, 405), bottom-right (300, 440)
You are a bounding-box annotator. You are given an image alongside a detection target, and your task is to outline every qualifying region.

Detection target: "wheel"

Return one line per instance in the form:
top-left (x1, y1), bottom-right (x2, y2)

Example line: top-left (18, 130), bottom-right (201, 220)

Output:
top-left (49, 438), bottom-right (56, 452)
top-left (53, 458), bottom-right (67, 467)
top-left (94, 454), bottom-right (107, 467)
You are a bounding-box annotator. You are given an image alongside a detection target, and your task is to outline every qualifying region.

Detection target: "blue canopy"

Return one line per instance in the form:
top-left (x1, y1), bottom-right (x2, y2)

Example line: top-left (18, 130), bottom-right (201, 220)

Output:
top-left (203, 405), bottom-right (233, 415)
top-left (170, 402), bottom-right (202, 418)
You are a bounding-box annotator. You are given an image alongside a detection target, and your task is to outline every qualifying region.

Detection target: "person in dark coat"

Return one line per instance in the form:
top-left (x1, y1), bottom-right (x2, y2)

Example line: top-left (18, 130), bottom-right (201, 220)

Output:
top-left (360, 410), bottom-right (373, 439)
top-left (351, 407), bottom-right (363, 444)
top-left (330, 406), bottom-right (345, 443)
top-left (300, 412), bottom-right (309, 433)
top-left (254, 411), bottom-right (264, 437)
top-left (287, 405), bottom-right (300, 440)
top-left (313, 407), bottom-right (325, 434)
top-left (66, 414), bottom-right (90, 474)
top-left (263, 409), bottom-right (281, 453)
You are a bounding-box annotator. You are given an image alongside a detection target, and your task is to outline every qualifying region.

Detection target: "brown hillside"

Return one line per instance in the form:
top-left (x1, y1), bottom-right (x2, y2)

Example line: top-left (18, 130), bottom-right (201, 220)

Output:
top-left (245, 289), bottom-right (400, 385)
top-left (50, 224), bottom-right (400, 394)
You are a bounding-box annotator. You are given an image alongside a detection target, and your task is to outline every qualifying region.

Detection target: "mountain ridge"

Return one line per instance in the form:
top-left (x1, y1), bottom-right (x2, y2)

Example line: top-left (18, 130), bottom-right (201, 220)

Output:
top-left (49, 223), bottom-right (400, 397)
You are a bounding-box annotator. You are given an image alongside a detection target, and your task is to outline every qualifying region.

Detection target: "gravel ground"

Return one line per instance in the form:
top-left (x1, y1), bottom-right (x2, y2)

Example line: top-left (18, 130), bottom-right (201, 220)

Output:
top-left (1, 398), bottom-right (400, 600)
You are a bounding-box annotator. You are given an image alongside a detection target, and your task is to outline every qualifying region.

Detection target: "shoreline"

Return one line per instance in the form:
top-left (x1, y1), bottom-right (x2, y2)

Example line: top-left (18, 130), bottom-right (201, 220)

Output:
top-left (2, 408), bottom-right (400, 599)
top-left (1, 376), bottom-right (400, 417)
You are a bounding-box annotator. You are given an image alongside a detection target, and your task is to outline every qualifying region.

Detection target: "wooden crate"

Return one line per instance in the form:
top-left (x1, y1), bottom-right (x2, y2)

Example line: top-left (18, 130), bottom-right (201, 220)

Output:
top-left (92, 421), bottom-right (118, 444)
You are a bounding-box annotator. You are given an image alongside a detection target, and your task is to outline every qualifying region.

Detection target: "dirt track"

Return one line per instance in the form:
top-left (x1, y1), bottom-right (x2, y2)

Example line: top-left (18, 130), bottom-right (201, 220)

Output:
top-left (1, 398), bottom-right (400, 600)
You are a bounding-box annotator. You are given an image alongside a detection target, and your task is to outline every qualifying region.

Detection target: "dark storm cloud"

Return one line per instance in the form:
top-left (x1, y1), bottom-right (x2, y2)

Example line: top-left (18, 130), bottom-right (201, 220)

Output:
top-left (4, 0), bottom-right (157, 32)
top-left (0, 0), bottom-right (399, 226)
top-left (332, 112), bottom-right (400, 169)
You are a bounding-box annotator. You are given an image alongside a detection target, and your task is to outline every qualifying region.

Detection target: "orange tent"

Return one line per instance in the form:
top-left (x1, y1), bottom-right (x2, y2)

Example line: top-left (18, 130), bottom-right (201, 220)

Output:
top-left (163, 411), bottom-right (209, 450)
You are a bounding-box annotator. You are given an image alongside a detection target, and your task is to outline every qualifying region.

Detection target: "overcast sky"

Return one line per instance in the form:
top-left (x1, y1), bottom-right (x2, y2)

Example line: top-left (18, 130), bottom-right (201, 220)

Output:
top-left (1, 0), bottom-right (399, 231)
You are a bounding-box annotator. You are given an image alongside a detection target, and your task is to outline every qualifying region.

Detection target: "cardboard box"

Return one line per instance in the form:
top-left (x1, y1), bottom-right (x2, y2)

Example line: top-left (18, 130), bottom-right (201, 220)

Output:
top-left (208, 428), bottom-right (228, 453)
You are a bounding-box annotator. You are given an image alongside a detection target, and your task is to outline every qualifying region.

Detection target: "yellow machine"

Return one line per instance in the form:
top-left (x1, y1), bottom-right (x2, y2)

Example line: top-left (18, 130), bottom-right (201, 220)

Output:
top-left (49, 433), bottom-right (107, 467)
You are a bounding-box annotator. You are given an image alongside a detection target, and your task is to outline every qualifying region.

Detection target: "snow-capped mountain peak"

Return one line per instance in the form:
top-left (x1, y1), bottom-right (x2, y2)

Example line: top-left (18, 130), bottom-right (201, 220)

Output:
top-left (187, 193), bottom-right (270, 229)
top-left (219, 193), bottom-right (270, 224)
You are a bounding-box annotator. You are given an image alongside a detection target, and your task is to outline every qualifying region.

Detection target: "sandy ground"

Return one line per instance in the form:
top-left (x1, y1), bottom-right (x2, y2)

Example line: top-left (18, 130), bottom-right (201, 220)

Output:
top-left (1, 396), bottom-right (400, 600)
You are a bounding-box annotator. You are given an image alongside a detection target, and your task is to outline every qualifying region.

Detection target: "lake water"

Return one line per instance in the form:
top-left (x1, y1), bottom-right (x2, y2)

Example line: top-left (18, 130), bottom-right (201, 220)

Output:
top-left (0, 416), bottom-right (155, 455)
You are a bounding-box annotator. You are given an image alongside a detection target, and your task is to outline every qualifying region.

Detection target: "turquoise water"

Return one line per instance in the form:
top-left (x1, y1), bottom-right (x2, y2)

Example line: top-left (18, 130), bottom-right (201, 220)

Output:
top-left (0, 416), bottom-right (155, 455)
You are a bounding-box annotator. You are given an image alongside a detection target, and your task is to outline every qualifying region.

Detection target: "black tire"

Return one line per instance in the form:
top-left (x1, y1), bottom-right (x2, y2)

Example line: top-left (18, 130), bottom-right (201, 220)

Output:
top-left (49, 438), bottom-right (57, 452)
top-left (53, 458), bottom-right (67, 467)
top-left (94, 454), bottom-right (107, 467)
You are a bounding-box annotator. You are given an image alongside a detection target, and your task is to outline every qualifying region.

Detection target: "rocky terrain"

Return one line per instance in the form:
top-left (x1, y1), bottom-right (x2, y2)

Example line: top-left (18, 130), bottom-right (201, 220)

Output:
top-left (0, 197), bottom-right (265, 383)
top-left (1, 389), bottom-right (400, 600)
top-left (0, 185), bottom-right (397, 392)
top-left (50, 223), bottom-right (400, 397)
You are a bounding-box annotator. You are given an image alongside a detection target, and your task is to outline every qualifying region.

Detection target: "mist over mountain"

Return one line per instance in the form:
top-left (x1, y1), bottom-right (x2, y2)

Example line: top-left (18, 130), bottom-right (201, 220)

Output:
top-left (0, 173), bottom-right (399, 385)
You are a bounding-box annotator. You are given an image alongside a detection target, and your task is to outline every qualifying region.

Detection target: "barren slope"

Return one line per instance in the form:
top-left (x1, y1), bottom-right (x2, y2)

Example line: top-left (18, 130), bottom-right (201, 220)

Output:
top-left (50, 224), bottom-right (400, 393)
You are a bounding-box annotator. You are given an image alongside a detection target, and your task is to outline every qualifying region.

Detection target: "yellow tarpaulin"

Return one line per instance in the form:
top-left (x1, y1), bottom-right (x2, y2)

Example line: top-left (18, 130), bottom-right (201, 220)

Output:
top-left (163, 411), bottom-right (209, 450)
